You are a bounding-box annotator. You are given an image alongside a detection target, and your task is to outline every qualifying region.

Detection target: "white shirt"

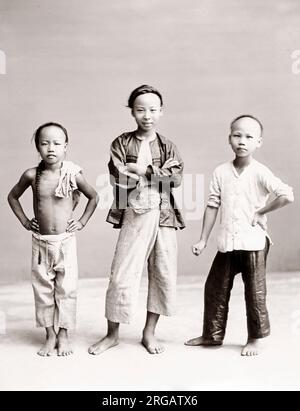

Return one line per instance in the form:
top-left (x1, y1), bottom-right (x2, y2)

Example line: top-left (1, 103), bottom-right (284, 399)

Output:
top-left (127, 135), bottom-right (160, 213)
top-left (207, 159), bottom-right (293, 252)
top-left (136, 136), bottom-right (154, 166)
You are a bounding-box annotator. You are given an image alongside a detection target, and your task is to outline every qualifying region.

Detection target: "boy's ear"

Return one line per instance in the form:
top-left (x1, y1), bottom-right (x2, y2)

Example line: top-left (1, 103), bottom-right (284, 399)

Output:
top-left (257, 137), bottom-right (263, 147)
top-left (228, 134), bottom-right (232, 144)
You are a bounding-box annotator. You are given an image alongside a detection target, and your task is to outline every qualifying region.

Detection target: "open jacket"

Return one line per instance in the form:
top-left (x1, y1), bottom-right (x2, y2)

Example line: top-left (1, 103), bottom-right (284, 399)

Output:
top-left (106, 131), bottom-right (185, 229)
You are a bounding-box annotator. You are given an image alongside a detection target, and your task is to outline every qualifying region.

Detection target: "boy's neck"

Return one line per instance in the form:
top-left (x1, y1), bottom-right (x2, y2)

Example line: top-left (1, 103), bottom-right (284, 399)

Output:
top-left (135, 128), bottom-right (157, 141)
top-left (43, 161), bottom-right (64, 172)
top-left (233, 155), bottom-right (253, 170)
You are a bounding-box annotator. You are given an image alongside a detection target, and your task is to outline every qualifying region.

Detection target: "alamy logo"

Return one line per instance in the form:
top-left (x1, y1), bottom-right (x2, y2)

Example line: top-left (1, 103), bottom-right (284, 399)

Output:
top-left (0, 49), bottom-right (6, 74)
top-left (95, 173), bottom-right (205, 221)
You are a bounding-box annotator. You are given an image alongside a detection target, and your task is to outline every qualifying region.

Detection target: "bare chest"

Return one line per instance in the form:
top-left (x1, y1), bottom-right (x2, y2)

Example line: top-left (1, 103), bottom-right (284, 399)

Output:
top-left (36, 174), bottom-right (60, 199)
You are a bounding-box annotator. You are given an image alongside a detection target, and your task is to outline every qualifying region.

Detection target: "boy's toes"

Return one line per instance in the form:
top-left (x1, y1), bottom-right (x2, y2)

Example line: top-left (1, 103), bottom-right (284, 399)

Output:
top-left (88, 346), bottom-right (95, 355)
top-left (184, 336), bottom-right (203, 346)
top-left (155, 345), bottom-right (165, 354)
top-left (142, 335), bottom-right (165, 355)
top-left (59, 349), bottom-right (73, 356)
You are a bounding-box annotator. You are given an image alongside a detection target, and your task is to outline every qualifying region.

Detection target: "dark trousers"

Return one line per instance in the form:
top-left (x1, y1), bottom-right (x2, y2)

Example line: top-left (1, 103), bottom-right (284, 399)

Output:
top-left (203, 239), bottom-right (270, 344)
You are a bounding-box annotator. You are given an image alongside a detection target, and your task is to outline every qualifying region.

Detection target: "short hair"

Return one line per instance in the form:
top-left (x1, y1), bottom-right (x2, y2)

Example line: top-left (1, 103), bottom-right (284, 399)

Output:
top-left (127, 85), bottom-right (163, 108)
top-left (230, 114), bottom-right (263, 135)
top-left (33, 122), bottom-right (68, 150)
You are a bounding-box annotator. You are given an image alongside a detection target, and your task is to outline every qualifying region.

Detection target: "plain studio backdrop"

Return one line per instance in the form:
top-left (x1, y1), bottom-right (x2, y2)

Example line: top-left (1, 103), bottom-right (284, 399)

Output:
top-left (0, 0), bottom-right (299, 285)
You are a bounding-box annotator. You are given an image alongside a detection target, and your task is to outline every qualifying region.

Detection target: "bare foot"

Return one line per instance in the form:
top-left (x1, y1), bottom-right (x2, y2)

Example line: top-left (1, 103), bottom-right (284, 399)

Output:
top-left (88, 335), bottom-right (119, 355)
top-left (57, 329), bottom-right (73, 356)
top-left (142, 331), bottom-right (165, 355)
top-left (185, 336), bottom-right (222, 346)
top-left (241, 338), bottom-right (265, 356)
top-left (37, 334), bottom-right (57, 356)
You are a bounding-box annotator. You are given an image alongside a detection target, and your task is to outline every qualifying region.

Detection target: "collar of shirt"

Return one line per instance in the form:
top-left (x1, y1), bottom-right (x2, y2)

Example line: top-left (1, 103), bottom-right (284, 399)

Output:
top-left (134, 132), bottom-right (157, 143)
top-left (231, 158), bottom-right (256, 179)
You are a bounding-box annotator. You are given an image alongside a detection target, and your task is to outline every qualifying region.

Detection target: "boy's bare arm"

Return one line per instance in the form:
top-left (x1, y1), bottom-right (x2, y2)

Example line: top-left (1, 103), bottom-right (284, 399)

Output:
top-left (66, 173), bottom-right (99, 232)
top-left (192, 206), bottom-right (219, 256)
top-left (7, 169), bottom-right (39, 231)
top-left (253, 194), bottom-right (294, 229)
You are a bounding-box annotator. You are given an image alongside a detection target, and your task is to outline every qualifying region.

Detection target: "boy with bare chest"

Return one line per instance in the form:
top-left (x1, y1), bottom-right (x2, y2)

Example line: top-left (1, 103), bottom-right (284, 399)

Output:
top-left (8, 122), bottom-right (98, 356)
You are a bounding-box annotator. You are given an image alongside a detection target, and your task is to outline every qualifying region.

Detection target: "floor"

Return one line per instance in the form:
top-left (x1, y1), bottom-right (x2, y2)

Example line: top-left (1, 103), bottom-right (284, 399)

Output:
top-left (0, 272), bottom-right (300, 391)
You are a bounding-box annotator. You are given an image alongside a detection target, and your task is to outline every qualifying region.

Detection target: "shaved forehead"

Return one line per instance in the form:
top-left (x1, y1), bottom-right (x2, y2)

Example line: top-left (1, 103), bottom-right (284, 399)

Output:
top-left (230, 115), bottom-right (263, 135)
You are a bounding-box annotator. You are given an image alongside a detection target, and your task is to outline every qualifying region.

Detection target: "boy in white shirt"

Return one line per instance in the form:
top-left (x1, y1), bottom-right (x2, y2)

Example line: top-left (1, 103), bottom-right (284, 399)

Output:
top-left (186, 115), bottom-right (294, 356)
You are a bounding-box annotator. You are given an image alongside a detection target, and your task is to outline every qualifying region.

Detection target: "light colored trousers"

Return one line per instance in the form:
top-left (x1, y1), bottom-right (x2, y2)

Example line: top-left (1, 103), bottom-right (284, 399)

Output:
top-left (31, 232), bottom-right (78, 330)
top-left (105, 208), bottom-right (177, 324)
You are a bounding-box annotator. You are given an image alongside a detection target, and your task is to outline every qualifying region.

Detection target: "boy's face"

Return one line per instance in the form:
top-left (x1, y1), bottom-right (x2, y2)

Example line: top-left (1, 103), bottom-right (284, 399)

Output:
top-left (229, 117), bottom-right (262, 158)
top-left (131, 93), bottom-right (163, 132)
top-left (38, 126), bottom-right (67, 165)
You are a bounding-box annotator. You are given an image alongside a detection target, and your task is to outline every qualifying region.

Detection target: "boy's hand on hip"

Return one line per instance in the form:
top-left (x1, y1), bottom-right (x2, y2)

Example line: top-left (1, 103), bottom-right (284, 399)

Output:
top-left (252, 212), bottom-right (267, 231)
top-left (192, 240), bottom-right (206, 256)
top-left (66, 219), bottom-right (84, 233)
top-left (24, 218), bottom-right (39, 233)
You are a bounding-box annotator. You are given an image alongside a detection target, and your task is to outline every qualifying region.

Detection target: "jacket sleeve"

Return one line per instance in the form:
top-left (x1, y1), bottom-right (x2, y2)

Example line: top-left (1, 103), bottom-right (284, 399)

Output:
top-left (145, 142), bottom-right (184, 188)
top-left (108, 137), bottom-right (138, 188)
